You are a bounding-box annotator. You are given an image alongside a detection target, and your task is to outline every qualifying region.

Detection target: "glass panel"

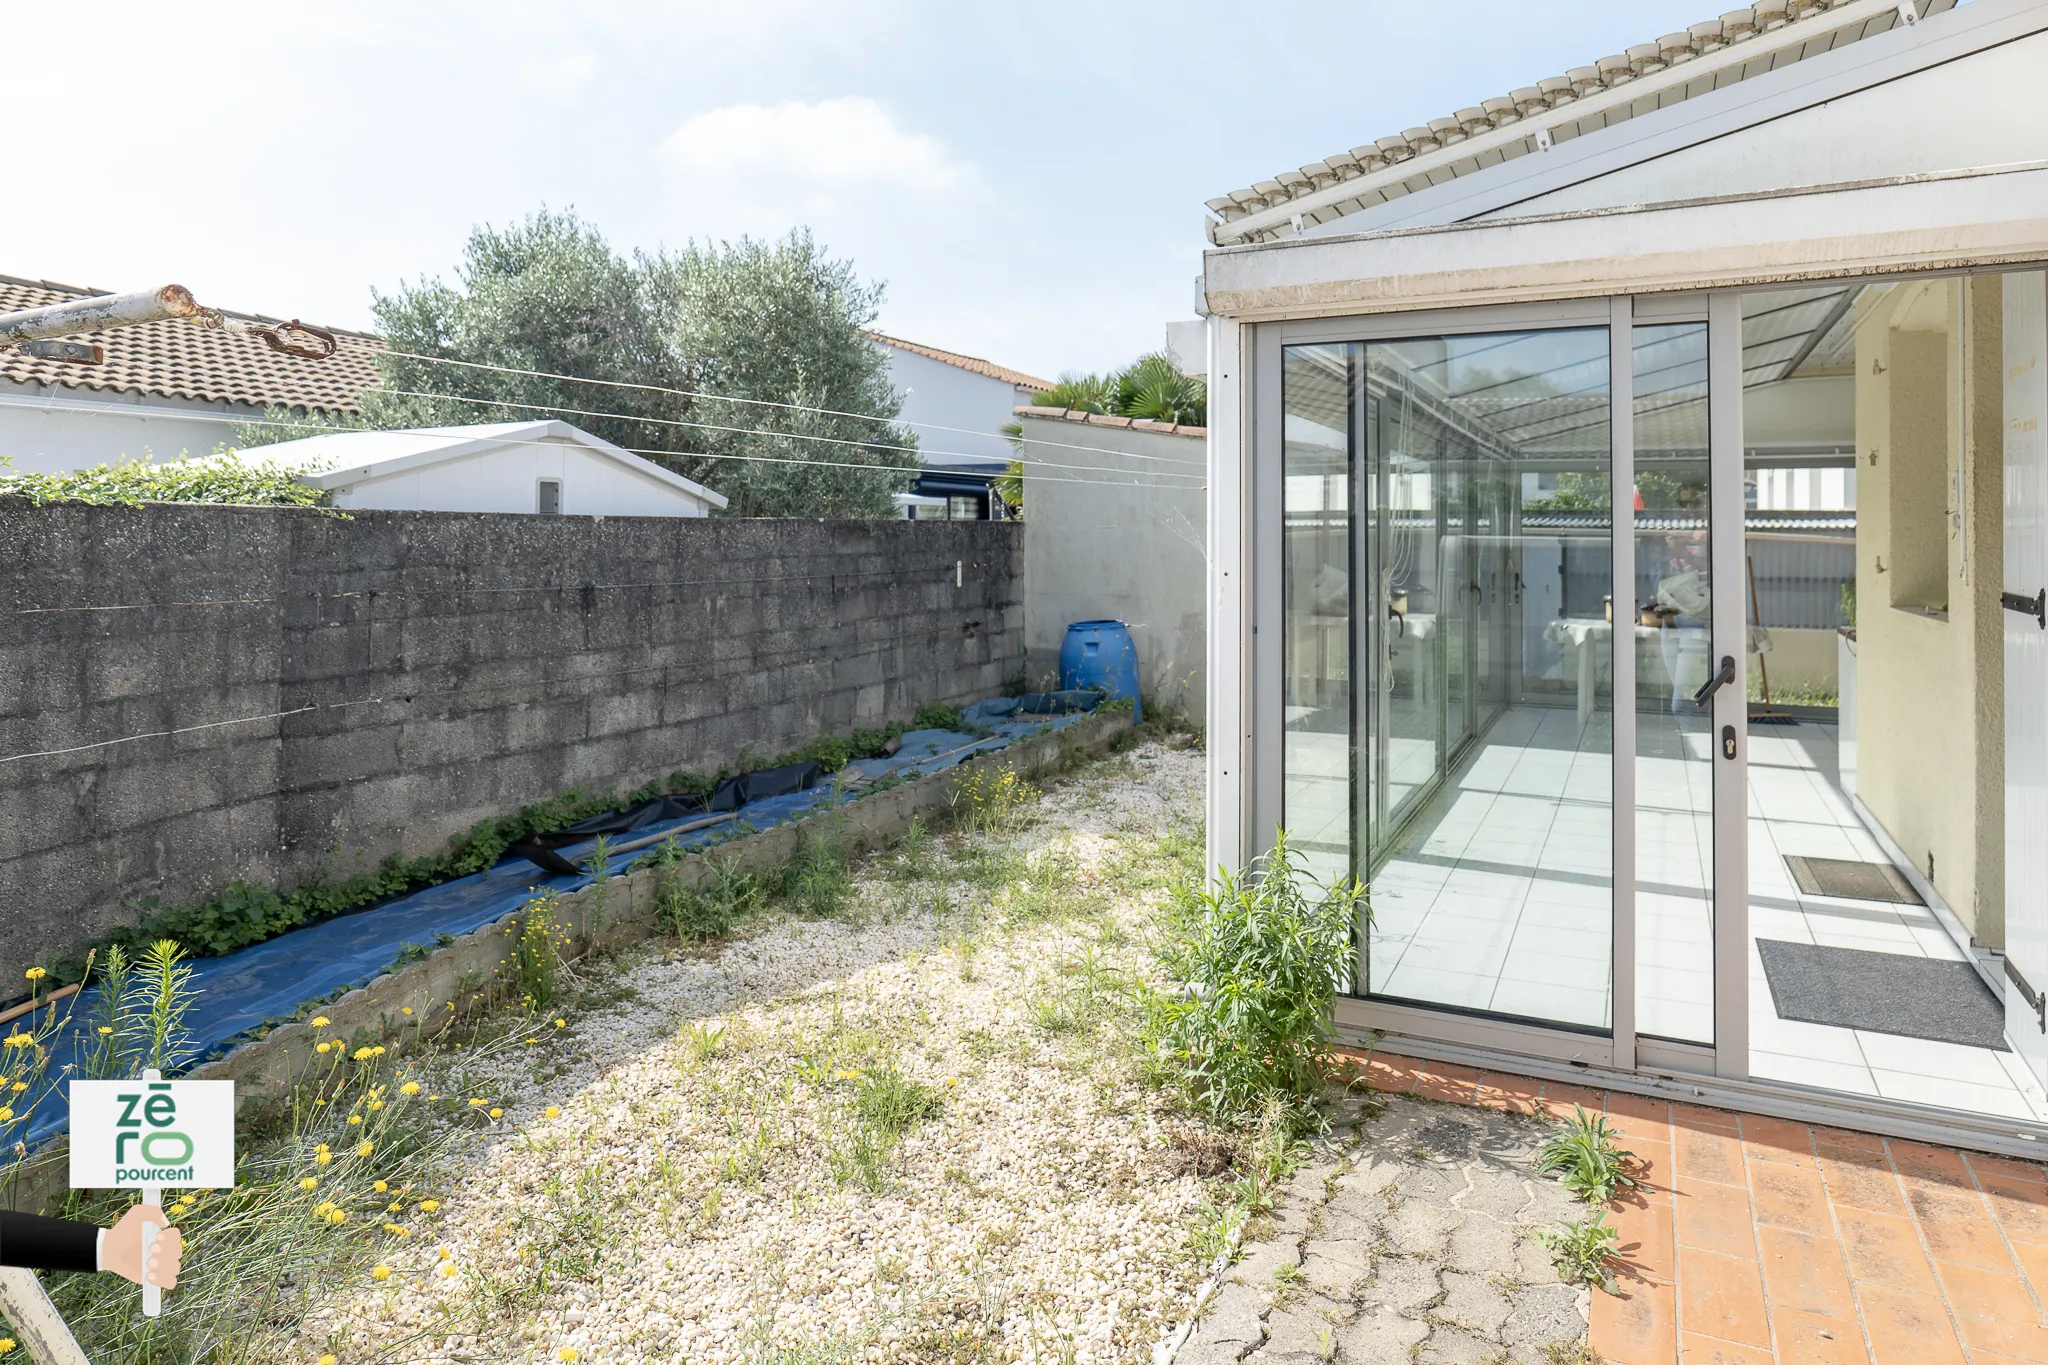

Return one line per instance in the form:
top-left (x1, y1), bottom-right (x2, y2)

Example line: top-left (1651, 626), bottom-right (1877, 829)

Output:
top-left (1280, 342), bottom-right (1356, 894)
top-left (1362, 327), bottom-right (1614, 1032)
top-left (1633, 321), bottom-right (1715, 1044)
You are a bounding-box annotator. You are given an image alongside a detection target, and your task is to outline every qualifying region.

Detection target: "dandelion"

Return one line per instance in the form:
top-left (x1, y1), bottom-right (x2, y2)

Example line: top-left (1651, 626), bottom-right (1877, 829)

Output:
top-left (428, 1094), bottom-right (440, 1102)
top-left (315, 1151), bottom-right (332, 1166)
top-left (439, 1262), bottom-right (459, 1278)
top-left (371, 1045), bottom-right (386, 1056)
top-left (387, 1202), bottom-right (401, 1212)
top-left (559, 1350), bottom-right (580, 1363)
top-left (400, 1081), bottom-right (421, 1096)
top-left (401, 1006), bottom-right (413, 1015)
top-left (469, 1098), bottom-right (486, 1108)
top-left (96, 1026), bottom-right (113, 1036)
top-left (327, 1209), bottom-right (347, 1225)
top-left (368, 1100), bottom-right (385, 1112)
top-left (371, 1264), bottom-right (391, 1281)
top-left (315, 1143), bottom-right (330, 1154)
top-left (318, 1356), bottom-right (337, 1365)
top-left (352, 1046), bottom-right (374, 1062)
top-left (3, 1034), bottom-right (33, 1050)
top-left (946, 1077), bottom-right (958, 1087)
top-left (419, 1199), bottom-right (441, 1213)
top-left (383, 1223), bottom-right (408, 1236)
top-left (525, 1038), bottom-right (538, 1046)
top-left (310, 1017), bottom-right (330, 1028)
top-left (373, 1180), bottom-right (388, 1193)
top-left (357, 1141), bottom-right (374, 1158)
top-left (554, 1019), bottom-right (566, 1028)
top-left (0, 1109), bottom-right (13, 1124)
top-left (488, 1107), bottom-right (502, 1119)
top-left (0, 1339), bottom-right (15, 1354)
top-left (299, 1177), bottom-right (319, 1191)
top-left (316, 1042), bottom-right (332, 1054)
top-left (347, 1114), bottom-right (363, 1126)
top-left (23, 968), bottom-right (44, 982)
top-left (544, 1106), bottom-right (561, 1120)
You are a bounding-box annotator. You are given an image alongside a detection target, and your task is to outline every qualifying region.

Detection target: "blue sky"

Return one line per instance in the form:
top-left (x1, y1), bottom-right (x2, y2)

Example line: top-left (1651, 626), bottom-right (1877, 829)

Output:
top-left (7, 1), bottom-right (1713, 382)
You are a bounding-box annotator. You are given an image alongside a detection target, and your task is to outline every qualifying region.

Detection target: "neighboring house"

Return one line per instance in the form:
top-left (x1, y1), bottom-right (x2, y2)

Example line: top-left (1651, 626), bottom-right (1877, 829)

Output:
top-left (1199, 0), bottom-right (2048, 1150)
top-left (245, 419), bottom-right (726, 516)
top-left (1016, 406), bottom-right (1207, 720)
top-left (869, 330), bottom-right (1052, 520)
top-left (0, 273), bottom-right (382, 474)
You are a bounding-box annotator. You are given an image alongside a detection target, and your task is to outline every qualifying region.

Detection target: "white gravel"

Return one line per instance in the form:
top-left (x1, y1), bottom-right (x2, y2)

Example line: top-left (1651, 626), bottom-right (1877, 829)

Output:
top-left (284, 739), bottom-right (1213, 1364)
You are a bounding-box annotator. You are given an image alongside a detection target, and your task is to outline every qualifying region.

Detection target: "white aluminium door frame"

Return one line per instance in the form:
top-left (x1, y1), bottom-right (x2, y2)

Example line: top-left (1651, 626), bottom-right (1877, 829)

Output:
top-left (1708, 290), bottom-right (1752, 1082)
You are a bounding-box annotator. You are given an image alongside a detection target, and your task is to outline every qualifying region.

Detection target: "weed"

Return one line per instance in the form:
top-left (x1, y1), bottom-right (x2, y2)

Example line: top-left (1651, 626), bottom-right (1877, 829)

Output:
top-left (888, 817), bottom-right (939, 883)
top-left (950, 761), bottom-right (1038, 837)
top-left (135, 937), bottom-right (196, 1074)
top-left (912, 702), bottom-right (965, 731)
top-left (827, 1064), bottom-right (944, 1191)
top-left (80, 944), bottom-right (133, 1080)
top-left (514, 890), bottom-right (566, 1007)
top-left (1147, 832), bottom-right (1364, 1126)
top-left (1538, 1212), bottom-right (1620, 1290)
top-left (1538, 1105), bottom-right (1641, 1205)
top-left (1188, 1194), bottom-right (1248, 1265)
top-left (391, 940), bottom-right (434, 968)
top-left (679, 1019), bottom-right (729, 1067)
top-left (780, 816), bottom-right (855, 920)
top-left (1539, 1342), bottom-right (1606, 1365)
top-left (657, 857), bottom-right (765, 940)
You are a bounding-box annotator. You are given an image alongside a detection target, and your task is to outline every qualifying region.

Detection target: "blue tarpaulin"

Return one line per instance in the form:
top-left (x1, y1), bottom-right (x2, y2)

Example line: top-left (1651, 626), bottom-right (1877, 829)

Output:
top-left (18, 701), bottom-right (1101, 1145)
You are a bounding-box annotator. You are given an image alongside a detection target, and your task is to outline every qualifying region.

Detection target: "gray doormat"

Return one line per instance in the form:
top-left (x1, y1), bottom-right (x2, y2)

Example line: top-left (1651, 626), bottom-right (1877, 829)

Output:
top-left (1756, 939), bottom-right (2008, 1050)
top-left (1785, 855), bottom-right (1924, 905)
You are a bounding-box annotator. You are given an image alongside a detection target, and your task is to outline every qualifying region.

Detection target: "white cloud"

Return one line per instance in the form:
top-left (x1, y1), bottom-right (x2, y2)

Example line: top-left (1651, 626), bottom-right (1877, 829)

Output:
top-left (661, 97), bottom-right (970, 194)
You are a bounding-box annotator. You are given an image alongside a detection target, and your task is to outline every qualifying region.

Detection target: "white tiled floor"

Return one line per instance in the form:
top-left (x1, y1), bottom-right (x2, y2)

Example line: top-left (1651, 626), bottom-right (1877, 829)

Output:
top-left (1337, 706), bottom-right (2048, 1121)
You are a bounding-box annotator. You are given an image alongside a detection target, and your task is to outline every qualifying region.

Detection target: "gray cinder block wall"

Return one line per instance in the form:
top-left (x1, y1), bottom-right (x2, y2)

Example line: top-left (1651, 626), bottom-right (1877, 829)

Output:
top-left (0, 499), bottom-right (1020, 971)
top-left (1018, 407), bottom-right (1206, 720)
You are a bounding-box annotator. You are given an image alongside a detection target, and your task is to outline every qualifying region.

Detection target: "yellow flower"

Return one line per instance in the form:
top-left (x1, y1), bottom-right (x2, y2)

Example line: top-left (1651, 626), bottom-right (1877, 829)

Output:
top-left (299, 1177), bottom-right (319, 1191)
top-left (371, 1264), bottom-right (391, 1281)
top-left (352, 1046), bottom-right (374, 1061)
top-left (310, 1017), bottom-right (330, 1028)
top-left (0, 1108), bottom-right (13, 1124)
top-left (387, 1201), bottom-right (401, 1212)
top-left (401, 1007), bottom-right (413, 1015)
top-left (544, 1106), bottom-right (561, 1120)
top-left (946, 1077), bottom-right (957, 1087)
top-left (318, 1356), bottom-right (337, 1365)
top-left (315, 1143), bottom-right (330, 1154)
top-left (0, 1340), bottom-right (16, 1354)
top-left (373, 1180), bottom-right (388, 1193)
top-left (488, 1107), bottom-right (502, 1119)
top-left (327, 1209), bottom-right (347, 1224)
top-left (368, 1100), bottom-right (385, 1112)
top-left (383, 1222), bottom-right (408, 1236)
top-left (371, 1045), bottom-right (386, 1056)
top-left (316, 1042), bottom-right (332, 1054)
top-left (347, 1114), bottom-right (363, 1126)
top-left (419, 1199), bottom-right (441, 1213)
top-left (439, 1262), bottom-right (459, 1278)
top-left (559, 1350), bottom-right (580, 1363)
top-left (428, 1094), bottom-right (440, 1102)
top-left (525, 1037), bottom-right (538, 1046)
top-left (3, 1034), bottom-right (33, 1050)
top-left (554, 1018), bottom-right (565, 1028)
top-left (7, 1083), bottom-right (21, 1093)
top-left (315, 1151), bottom-right (332, 1166)
top-left (357, 1141), bottom-right (374, 1158)
top-left (97, 1026), bottom-right (113, 1036)
top-left (469, 1098), bottom-right (486, 1108)
top-left (400, 1082), bottom-right (421, 1096)
top-left (23, 968), bottom-right (44, 982)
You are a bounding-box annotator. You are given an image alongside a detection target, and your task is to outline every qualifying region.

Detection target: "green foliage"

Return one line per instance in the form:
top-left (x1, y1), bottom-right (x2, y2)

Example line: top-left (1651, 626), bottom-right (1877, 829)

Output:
top-left (1148, 832), bottom-right (1364, 1126)
top-left (322, 207), bottom-right (917, 518)
top-left (911, 702), bottom-right (964, 732)
top-left (514, 890), bottom-right (565, 1007)
top-left (57, 786), bottom-right (624, 983)
top-left (1028, 352), bottom-right (1206, 427)
top-left (80, 944), bottom-right (134, 1080)
top-left (778, 817), bottom-right (855, 919)
top-left (828, 1064), bottom-right (944, 1190)
top-left (655, 858), bottom-right (765, 941)
top-left (1538, 1105), bottom-right (1641, 1205)
top-left (0, 450), bottom-right (333, 508)
top-left (1840, 577), bottom-right (1857, 629)
top-left (136, 939), bottom-right (197, 1075)
top-left (1539, 1212), bottom-right (1621, 1289)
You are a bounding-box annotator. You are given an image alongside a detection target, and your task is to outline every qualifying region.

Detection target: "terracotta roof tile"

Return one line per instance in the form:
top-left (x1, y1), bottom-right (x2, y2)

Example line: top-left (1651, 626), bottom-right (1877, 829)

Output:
top-left (867, 330), bottom-right (1055, 394)
top-left (0, 274), bottom-right (383, 413)
top-left (1013, 404), bottom-right (1205, 439)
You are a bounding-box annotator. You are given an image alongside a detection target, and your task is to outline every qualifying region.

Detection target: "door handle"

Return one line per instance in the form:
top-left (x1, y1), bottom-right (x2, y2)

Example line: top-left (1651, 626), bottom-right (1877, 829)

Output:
top-left (2003, 589), bottom-right (2046, 629)
top-left (1692, 654), bottom-right (1737, 707)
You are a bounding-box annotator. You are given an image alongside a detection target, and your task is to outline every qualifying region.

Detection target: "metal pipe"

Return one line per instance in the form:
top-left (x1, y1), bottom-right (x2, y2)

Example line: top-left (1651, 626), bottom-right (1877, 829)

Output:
top-left (0, 285), bottom-right (201, 346)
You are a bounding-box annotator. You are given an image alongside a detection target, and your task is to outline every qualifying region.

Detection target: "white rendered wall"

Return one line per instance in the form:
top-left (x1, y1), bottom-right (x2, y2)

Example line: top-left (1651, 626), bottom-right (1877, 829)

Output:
top-left (1019, 415), bottom-right (1208, 719)
top-left (330, 438), bottom-right (711, 516)
top-left (0, 383), bottom-right (254, 474)
top-left (880, 345), bottom-right (1028, 467)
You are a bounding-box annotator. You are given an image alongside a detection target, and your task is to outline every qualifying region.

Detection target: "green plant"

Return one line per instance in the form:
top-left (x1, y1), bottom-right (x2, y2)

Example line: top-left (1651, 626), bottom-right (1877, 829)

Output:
top-left (1538, 1105), bottom-right (1641, 1205)
top-left (887, 818), bottom-right (938, 883)
top-left (515, 890), bottom-right (565, 1007)
top-left (1538, 1213), bottom-right (1620, 1290)
top-left (779, 817), bottom-right (855, 919)
top-left (80, 945), bottom-right (134, 1081)
top-left (950, 762), bottom-right (1038, 838)
top-left (912, 702), bottom-right (964, 731)
top-left (0, 450), bottom-right (335, 508)
top-left (1024, 352), bottom-right (1206, 428)
top-left (828, 1064), bottom-right (943, 1191)
top-left (1841, 577), bottom-right (1857, 629)
top-left (1147, 832), bottom-right (1364, 1126)
top-left (656, 858), bottom-right (764, 940)
top-left (134, 939), bottom-right (195, 1074)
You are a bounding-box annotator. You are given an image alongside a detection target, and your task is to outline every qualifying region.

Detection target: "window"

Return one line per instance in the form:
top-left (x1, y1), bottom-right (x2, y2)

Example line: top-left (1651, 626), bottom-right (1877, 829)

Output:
top-left (537, 479), bottom-right (563, 515)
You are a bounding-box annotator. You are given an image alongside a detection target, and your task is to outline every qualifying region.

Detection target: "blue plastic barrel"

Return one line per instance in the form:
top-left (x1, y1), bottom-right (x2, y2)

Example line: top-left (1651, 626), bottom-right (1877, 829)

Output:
top-left (1059, 620), bottom-right (1141, 722)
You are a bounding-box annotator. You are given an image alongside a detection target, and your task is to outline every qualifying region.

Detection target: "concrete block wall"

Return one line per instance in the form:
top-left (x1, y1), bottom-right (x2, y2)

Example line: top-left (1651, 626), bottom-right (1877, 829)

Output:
top-left (0, 499), bottom-right (1021, 972)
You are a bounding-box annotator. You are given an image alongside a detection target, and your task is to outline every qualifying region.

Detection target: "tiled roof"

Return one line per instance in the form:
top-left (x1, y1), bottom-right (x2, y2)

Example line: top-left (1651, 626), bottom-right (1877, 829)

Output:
top-left (1206, 0), bottom-right (1957, 246)
top-left (0, 274), bottom-right (383, 413)
top-left (867, 331), bottom-right (1055, 394)
top-left (1012, 404), bottom-right (1206, 439)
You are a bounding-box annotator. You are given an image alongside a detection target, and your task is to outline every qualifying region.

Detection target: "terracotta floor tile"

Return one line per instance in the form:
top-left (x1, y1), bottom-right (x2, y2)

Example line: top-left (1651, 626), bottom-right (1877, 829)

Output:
top-left (1674, 1101), bottom-right (1742, 1131)
top-left (1355, 1053), bottom-right (1424, 1095)
top-left (1758, 1225), bottom-right (1859, 1321)
top-left (1412, 1061), bottom-right (1482, 1105)
top-left (1773, 1313), bottom-right (1870, 1365)
top-left (1753, 1161), bottom-right (1836, 1237)
top-left (1594, 1264), bottom-right (1679, 1365)
top-left (1678, 1245), bottom-right (1772, 1350)
top-left (1968, 1351), bottom-right (2048, 1365)
top-left (1812, 1126), bottom-right (1887, 1155)
top-left (1933, 1260), bottom-right (2048, 1360)
top-left (1474, 1072), bottom-right (1541, 1115)
top-left (1894, 1141), bottom-right (1977, 1194)
top-left (1679, 1333), bottom-right (1774, 1364)
top-left (1676, 1175), bottom-right (1762, 1259)
top-left (1539, 1080), bottom-right (1606, 1121)
top-left (1630, 1138), bottom-right (1677, 1199)
top-left (1835, 1205), bottom-right (1941, 1296)
top-left (1857, 1284), bottom-right (1968, 1365)
top-left (1608, 1090), bottom-right (1676, 1145)
top-left (1821, 1150), bottom-right (1911, 1217)
top-left (1615, 1197), bottom-right (1678, 1282)
top-left (1912, 1189), bottom-right (2019, 1272)
top-left (1980, 1175), bottom-right (2048, 1247)
top-left (1743, 1114), bottom-right (1820, 1168)
top-left (2009, 1238), bottom-right (2048, 1296)
top-left (1677, 1122), bottom-right (1749, 1188)
top-left (1970, 1155), bottom-right (2048, 1187)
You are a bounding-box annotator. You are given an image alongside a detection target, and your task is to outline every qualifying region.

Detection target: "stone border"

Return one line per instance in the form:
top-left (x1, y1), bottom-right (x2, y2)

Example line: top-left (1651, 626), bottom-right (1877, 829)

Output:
top-left (11, 710), bottom-right (1132, 1210)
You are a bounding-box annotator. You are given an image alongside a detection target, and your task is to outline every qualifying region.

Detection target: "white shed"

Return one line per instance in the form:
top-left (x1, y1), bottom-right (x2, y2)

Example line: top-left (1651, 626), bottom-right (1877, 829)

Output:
top-left (244, 419), bottom-right (726, 516)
